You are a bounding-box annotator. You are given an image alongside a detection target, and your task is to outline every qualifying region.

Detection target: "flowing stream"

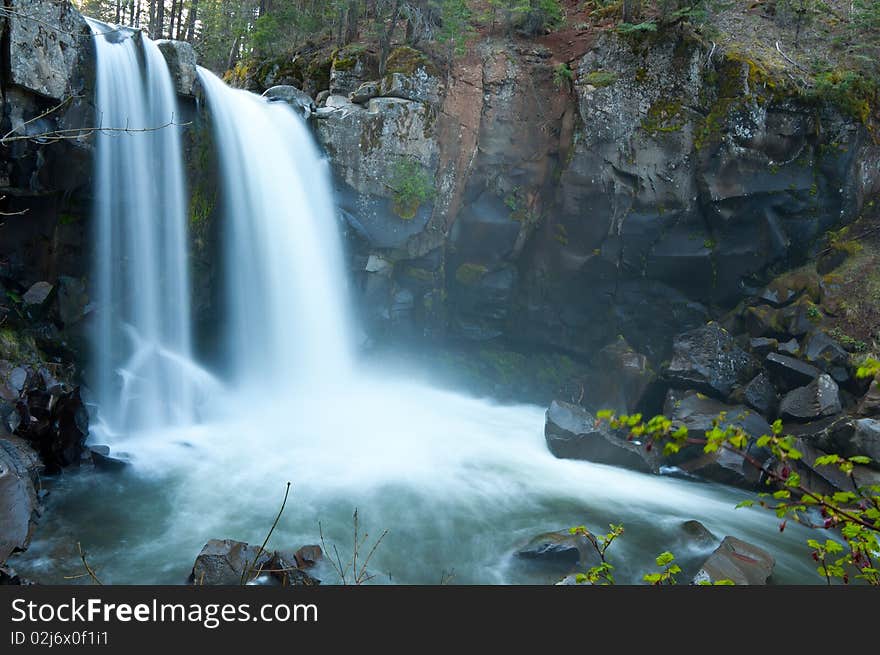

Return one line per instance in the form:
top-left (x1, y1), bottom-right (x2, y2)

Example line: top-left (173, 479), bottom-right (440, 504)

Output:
top-left (10, 25), bottom-right (826, 585)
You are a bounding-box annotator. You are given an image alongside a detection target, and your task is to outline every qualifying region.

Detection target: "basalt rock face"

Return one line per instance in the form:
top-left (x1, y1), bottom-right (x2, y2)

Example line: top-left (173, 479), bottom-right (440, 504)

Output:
top-left (313, 32), bottom-right (878, 361)
top-left (1, 1), bottom-right (95, 301)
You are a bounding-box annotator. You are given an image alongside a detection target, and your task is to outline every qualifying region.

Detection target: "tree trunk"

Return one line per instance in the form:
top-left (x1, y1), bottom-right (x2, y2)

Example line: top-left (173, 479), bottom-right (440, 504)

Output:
top-left (226, 33), bottom-right (241, 71)
top-left (156, 0), bottom-right (165, 39)
top-left (378, 0), bottom-right (402, 75)
top-left (185, 0), bottom-right (198, 41)
top-left (135, 0), bottom-right (142, 27)
top-left (344, 0), bottom-right (359, 45)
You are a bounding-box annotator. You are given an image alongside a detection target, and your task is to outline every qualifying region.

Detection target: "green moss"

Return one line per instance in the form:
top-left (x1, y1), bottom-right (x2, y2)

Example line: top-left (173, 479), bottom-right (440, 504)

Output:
top-left (584, 70), bottom-right (618, 88)
top-left (189, 186), bottom-right (214, 228)
top-left (0, 328), bottom-right (39, 364)
top-left (455, 263), bottom-right (488, 286)
top-left (641, 98), bottom-right (685, 136)
top-left (385, 46), bottom-right (437, 77)
top-left (805, 70), bottom-right (876, 125)
top-left (635, 67), bottom-right (648, 83)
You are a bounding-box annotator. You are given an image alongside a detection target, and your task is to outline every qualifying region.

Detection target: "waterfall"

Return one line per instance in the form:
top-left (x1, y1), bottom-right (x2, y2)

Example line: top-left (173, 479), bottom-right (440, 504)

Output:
top-left (196, 68), bottom-right (354, 388)
top-left (88, 19), bottom-right (200, 434)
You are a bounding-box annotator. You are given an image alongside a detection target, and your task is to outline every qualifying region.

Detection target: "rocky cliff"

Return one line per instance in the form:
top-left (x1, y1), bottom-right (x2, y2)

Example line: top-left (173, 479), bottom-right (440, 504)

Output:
top-left (306, 31), bottom-right (879, 368)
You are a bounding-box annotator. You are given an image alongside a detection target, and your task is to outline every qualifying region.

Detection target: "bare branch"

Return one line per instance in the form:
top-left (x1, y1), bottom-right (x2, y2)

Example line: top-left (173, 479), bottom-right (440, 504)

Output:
top-left (240, 481), bottom-right (291, 585)
top-left (77, 542), bottom-right (103, 585)
top-left (0, 8), bottom-right (130, 38)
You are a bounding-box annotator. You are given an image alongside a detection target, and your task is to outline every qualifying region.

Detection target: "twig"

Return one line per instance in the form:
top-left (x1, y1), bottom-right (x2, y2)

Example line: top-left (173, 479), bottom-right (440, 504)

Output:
top-left (1, 96), bottom-right (76, 144)
top-left (0, 196), bottom-right (28, 217)
top-left (776, 41), bottom-right (809, 73)
top-left (0, 8), bottom-right (129, 38)
top-left (1, 119), bottom-right (192, 147)
top-left (77, 542), bottom-right (103, 585)
top-left (240, 481), bottom-right (291, 585)
top-left (356, 528), bottom-right (388, 584)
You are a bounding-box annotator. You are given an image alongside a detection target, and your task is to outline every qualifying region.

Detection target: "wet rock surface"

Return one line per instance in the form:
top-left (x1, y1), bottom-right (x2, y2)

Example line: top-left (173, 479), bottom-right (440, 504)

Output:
top-left (190, 539), bottom-right (321, 586)
top-left (693, 536), bottom-right (775, 585)
top-left (544, 400), bottom-right (657, 473)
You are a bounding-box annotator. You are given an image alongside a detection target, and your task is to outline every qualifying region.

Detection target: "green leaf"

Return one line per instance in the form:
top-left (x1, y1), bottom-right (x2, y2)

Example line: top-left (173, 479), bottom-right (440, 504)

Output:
top-left (849, 455), bottom-right (872, 465)
top-left (773, 490), bottom-right (791, 500)
top-left (735, 500), bottom-right (755, 509)
top-left (655, 551), bottom-right (675, 567)
top-left (663, 442), bottom-right (681, 456)
top-left (815, 454), bottom-right (842, 467)
top-left (596, 409), bottom-right (614, 420)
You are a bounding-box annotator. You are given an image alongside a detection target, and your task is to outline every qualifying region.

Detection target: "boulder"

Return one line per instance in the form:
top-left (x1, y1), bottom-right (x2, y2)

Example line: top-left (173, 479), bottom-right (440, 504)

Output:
top-left (350, 80), bottom-right (380, 105)
top-left (329, 46), bottom-right (378, 96)
top-left (379, 71), bottom-right (441, 105)
top-left (264, 551), bottom-right (320, 587)
top-left (692, 536), bottom-right (775, 585)
top-left (293, 545), bottom-right (323, 569)
top-left (781, 437), bottom-right (880, 495)
top-left (679, 520), bottom-right (717, 548)
top-left (0, 436), bottom-right (42, 564)
top-left (663, 389), bottom-right (772, 488)
top-left (739, 372), bottom-right (778, 418)
top-left (544, 400), bottom-right (657, 473)
top-left (22, 282), bottom-right (53, 307)
top-left (765, 353), bottom-right (821, 392)
top-left (88, 445), bottom-right (128, 471)
top-left (588, 336), bottom-right (656, 414)
top-left (13, 384), bottom-right (89, 472)
top-left (263, 85), bottom-right (316, 119)
top-left (155, 39), bottom-right (198, 97)
top-left (664, 323), bottom-right (758, 399)
top-left (8, 0), bottom-right (91, 101)
top-left (779, 374), bottom-right (842, 421)
top-left (749, 337), bottom-right (778, 357)
top-left (823, 418), bottom-right (880, 468)
top-left (777, 338), bottom-right (800, 356)
top-left (190, 539), bottom-right (273, 585)
top-left (802, 331), bottom-right (850, 382)
top-left (515, 531), bottom-right (591, 565)
top-left (858, 380), bottom-right (880, 417)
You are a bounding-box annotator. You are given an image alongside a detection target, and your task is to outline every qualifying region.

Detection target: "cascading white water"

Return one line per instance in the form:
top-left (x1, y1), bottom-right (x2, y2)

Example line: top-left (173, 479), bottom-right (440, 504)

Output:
top-left (88, 20), bottom-right (204, 433)
top-left (197, 69), bottom-right (353, 386)
top-left (16, 39), bottom-right (824, 585)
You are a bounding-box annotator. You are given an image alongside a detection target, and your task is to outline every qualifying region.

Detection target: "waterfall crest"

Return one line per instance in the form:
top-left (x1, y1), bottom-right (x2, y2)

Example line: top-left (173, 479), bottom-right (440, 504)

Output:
top-left (197, 68), bottom-right (354, 388)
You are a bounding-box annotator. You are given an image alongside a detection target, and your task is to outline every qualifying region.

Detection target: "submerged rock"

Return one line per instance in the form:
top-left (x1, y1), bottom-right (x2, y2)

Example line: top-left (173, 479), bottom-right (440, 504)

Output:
top-left (515, 531), bottom-right (590, 565)
top-left (544, 400), bottom-right (657, 473)
top-left (190, 539), bottom-right (272, 585)
top-left (692, 536), bottom-right (774, 585)
top-left (190, 539), bottom-right (321, 586)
